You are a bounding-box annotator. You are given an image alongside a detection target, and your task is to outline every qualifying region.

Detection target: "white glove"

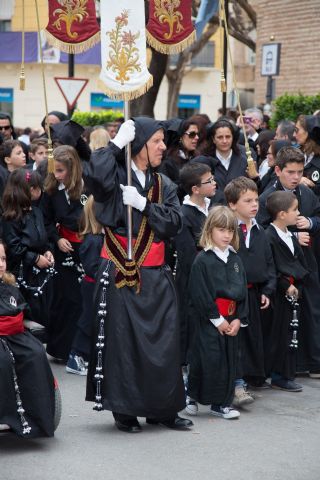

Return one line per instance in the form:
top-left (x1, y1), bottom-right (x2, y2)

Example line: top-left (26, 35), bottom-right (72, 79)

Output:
top-left (120, 184), bottom-right (147, 212)
top-left (111, 119), bottom-right (135, 150)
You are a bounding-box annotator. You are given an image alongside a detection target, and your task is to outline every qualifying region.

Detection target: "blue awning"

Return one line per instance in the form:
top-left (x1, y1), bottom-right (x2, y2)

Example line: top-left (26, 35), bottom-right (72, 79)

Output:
top-left (91, 93), bottom-right (124, 109)
top-left (0, 88), bottom-right (13, 103)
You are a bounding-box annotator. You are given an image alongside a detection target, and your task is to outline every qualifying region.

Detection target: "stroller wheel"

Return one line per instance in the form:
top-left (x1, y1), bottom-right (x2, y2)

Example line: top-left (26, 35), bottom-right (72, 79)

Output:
top-left (54, 378), bottom-right (62, 431)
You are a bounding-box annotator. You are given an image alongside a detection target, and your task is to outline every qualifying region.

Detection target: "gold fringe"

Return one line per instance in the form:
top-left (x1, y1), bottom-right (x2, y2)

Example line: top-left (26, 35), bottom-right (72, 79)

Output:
top-left (146, 30), bottom-right (196, 55)
top-left (44, 30), bottom-right (100, 54)
top-left (98, 75), bottom-right (153, 101)
top-left (47, 144), bottom-right (55, 174)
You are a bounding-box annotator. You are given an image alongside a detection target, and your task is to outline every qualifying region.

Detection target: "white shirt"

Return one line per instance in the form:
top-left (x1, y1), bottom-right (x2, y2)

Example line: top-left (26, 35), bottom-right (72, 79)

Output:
top-left (238, 218), bottom-right (259, 248)
top-left (248, 131), bottom-right (259, 142)
top-left (58, 183), bottom-right (70, 204)
top-left (216, 150), bottom-right (233, 171)
top-left (131, 160), bottom-right (146, 188)
top-left (304, 152), bottom-right (314, 167)
top-left (183, 195), bottom-right (210, 216)
top-left (271, 223), bottom-right (295, 255)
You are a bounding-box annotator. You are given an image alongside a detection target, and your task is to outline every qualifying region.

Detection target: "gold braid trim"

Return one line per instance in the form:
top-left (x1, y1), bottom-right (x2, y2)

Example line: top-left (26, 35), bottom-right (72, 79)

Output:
top-left (44, 30), bottom-right (101, 54)
top-left (104, 174), bottom-right (162, 292)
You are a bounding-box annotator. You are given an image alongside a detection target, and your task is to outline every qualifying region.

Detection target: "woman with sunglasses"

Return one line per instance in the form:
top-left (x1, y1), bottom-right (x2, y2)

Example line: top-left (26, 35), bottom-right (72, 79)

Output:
top-left (160, 119), bottom-right (200, 200)
top-left (198, 119), bottom-right (252, 192)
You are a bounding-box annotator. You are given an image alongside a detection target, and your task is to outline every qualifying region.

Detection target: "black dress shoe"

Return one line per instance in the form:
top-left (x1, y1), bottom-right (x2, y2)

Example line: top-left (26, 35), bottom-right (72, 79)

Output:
top-left (115, 419), bottom-right (142, 433)
top-left (146, 415), bottom-right (193, 430)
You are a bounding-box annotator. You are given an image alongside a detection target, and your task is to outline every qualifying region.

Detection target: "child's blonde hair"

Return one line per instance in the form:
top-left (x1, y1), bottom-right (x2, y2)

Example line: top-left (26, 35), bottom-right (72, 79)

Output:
top-left (200, 205), bottom-right (239, 250)
top-left (79, 195), bottom-right (103, 238)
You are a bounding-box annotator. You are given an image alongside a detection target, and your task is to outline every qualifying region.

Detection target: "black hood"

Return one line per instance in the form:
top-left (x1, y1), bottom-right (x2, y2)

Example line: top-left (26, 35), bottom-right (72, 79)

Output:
top-left (131, 117), bottom-right (164, 156)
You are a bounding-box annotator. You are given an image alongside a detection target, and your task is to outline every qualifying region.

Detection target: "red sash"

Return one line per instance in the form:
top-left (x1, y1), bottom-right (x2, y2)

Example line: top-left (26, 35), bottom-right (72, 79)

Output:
top-left (101, 234), bottom-right (165, 267)
top-left (215, 298), bottom-right (236, 317)
top-left (0, 312), bottom-right (24, 336)
top-left (58, 225), bottom-right (82, 243)
top-left (83, 275), bottom-right (95, 284)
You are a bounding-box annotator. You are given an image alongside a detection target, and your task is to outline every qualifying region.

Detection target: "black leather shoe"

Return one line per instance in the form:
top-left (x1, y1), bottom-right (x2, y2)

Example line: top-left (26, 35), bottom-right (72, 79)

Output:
top-left (146, 415), bottom-right (193, 429)
top-left (271, 379), bottom-right (303, 392)
top-left (115, 419), bottom-right (142, 433)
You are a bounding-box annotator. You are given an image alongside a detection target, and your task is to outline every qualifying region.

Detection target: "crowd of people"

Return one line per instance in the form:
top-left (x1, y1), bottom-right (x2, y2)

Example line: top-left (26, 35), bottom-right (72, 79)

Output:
top-left (0, 105), bottom-right (320, 436)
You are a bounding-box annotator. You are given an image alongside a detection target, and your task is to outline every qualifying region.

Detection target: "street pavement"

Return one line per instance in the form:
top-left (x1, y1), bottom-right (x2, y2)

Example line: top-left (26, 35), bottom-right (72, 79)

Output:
top-left (1, 360), bottom-right (320, 480)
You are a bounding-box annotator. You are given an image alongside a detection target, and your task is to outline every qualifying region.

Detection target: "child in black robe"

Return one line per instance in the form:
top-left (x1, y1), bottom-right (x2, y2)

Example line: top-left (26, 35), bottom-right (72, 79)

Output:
top-left (40, 145), bottom-right (84, 362)
top-left (2, 169), bottom-right (55, 329)
top-left (66, 195), bottom-right (104, 375)
top-left (0, 240), bottom-right (55, 437)
top-left (225, 177), bottom-right (276, 405)
top-left (265, 191), bottom-right (309, 391)
top-left (174, 162), bottom-right (217, 367)
top-left (187, 206), bottom-right (248, 419)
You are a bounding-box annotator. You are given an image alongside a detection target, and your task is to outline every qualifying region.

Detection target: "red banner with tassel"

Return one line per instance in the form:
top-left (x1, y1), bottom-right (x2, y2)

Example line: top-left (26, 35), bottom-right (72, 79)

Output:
top-left (45, 0), bottom-right (100, 54)
top-left (146, 0), bottom-right (196, 54)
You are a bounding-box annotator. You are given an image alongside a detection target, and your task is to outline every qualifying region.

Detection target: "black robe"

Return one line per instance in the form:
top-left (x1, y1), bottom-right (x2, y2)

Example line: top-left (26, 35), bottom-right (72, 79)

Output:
top-left (210, 150), bottom-right (249, 192)
top-left (2, 207), bottom-right (54, 327)
top-left (258, 180), bottom-right (320, 372)
top-left (304, 154), bottom-right (320, 197)
top-left (174, 204), bottom-right (206, 364)
top-left (187, 249), bottom-right (248, 407)
top-left (237, 224), bottom-right (276, 378)
top-left (265, 226), bottom-right (309, 379)
top-left (0, 282), bottom-right (54, 437)
top-left (84, 142), bottom-right (186, 419)
top-left (40, 189), bottom-right (84, 360)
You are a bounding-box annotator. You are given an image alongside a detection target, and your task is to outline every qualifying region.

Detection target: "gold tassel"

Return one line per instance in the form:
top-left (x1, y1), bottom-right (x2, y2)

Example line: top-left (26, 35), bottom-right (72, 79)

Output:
top-left (47, 142), bottom-right (55, 174)
top-left (220, 71), bottom-right (227, 93)
top-left (19, 68), bottom-right (26, 91)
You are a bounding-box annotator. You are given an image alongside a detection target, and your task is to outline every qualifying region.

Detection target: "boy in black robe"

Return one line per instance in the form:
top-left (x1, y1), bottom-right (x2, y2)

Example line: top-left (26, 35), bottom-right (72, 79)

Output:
top-left (265, 191), bottom-right (309, 391)
top-left (257, 146), bottom-right (320, 377)
top-left (174, 162), bottom-right (217, 367)
top-left (225, 177), bottom-right (276, 403)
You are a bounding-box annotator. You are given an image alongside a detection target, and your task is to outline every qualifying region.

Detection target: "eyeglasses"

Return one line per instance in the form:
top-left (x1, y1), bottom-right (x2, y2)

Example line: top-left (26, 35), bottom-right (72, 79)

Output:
top-left (200, 176), bottom-right (215, 185)
top-left (184, 131), bottom-right (199, 139)
top-left (0, 125), bottom-right (11, 131)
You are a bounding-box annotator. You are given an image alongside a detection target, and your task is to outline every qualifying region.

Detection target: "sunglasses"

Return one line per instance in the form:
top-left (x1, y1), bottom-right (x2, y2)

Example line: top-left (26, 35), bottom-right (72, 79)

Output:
top-left (200, 176), bottom-right (215, 185)
top-left (0, 125), bottom-right (11, 131)
top-left (184, 131), bottom-right (199, 139)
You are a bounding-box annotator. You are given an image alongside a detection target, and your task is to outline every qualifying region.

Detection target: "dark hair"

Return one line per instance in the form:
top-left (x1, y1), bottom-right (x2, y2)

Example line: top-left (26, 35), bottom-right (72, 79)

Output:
top-left (179, 162), bottom-right (211, 195)
top-left (0, 140), bottom-right (23, 169)
top-left (270, 139), bottom-right (291, 157)
top-left (0, 112), bottom-right (16, 138)
top-left (256, 129), bottom-right (276, 160)
top-left (266, 191), bottom-right (297, 221)
top-left (27, 170), bottom-right (43, 190)
top-left (297, 114), bottom-right (320, 156)
top-left (224, 176), bottom-right (258, 205)
top-left (277, 120), bottom-right (295, 142)
top-left (44, 145), bottom-right (83, 200)
top-left (2, 169), bottom-right (32, 220)
top-left (275, 146), bottom-right (304, 170)
top-left (200, 119), bottom-right (239, 156)
top-left (166, 119), bottom-right (199, 166)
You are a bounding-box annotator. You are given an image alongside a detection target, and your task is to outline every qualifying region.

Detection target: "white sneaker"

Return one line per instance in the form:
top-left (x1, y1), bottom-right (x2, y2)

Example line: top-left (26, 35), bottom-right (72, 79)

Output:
top-left (0, 424), bottom-right (10, 431)
top-left (210, 406), bottom-right (240, 419)
top-left (185, 397), bottom-right (198, 416)
top-left (233, 386), bottom-right (255, 407)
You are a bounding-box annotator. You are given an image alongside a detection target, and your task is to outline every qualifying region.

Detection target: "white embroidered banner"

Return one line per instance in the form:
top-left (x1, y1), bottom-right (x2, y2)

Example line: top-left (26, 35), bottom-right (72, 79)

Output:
top-left (99, 1), bottom-right (153, 100)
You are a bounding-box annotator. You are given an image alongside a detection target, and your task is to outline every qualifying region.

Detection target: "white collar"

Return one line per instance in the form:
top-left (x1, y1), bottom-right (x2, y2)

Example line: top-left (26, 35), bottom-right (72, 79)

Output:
top-left (216, 149), bottom-right (232, 164)
top-left (131, 160), bottom-right (146, 188)
top-left (204, 245), bottom-right (236, 263)
top-left (183, 195), bottom-right (210, 216)
top-left (58, 183), bottom-right (66, 191)
top-left (271, 223), bottom-right (292, 239)
top-left (237, 218), bottom-right (259, 229)
top-left (249, 131), bottom-right (259, 142)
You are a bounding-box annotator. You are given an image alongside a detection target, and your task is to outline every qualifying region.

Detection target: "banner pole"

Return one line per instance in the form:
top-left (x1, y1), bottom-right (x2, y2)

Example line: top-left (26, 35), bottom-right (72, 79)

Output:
top-left (124, 101), bottom-right (133, 260)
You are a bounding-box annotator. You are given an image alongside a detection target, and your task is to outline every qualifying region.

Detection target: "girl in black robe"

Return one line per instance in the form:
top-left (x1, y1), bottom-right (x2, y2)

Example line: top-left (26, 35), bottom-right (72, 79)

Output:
top-left (0, 241), bottom-right (55, 437)
top-left (40, 145), bottom-right (84, 361)
top-left (187, 206), bottom-right (248, 419)
top-left (2, 169), bottom-right (55, 329)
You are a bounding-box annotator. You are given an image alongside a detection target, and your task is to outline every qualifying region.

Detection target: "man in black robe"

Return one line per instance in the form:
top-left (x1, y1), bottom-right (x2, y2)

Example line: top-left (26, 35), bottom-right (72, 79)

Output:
top-left (85, 117), bottom-right (192, 433)
top-left (257, 146), bottom-right (320, 376)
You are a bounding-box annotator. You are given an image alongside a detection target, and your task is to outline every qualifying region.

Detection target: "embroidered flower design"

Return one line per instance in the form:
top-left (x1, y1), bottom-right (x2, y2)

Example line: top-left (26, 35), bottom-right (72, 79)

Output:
top-left (106, 10), bottom-right (141, 85)
top-left (154, 0), bottom-right (184, 40)
top-left (53, 0), bottom-right (89, 39)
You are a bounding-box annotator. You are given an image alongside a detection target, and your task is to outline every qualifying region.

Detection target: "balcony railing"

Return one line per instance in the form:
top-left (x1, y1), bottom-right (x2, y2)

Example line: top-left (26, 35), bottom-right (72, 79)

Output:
top-left (170, 42), bottom-right (215, 68)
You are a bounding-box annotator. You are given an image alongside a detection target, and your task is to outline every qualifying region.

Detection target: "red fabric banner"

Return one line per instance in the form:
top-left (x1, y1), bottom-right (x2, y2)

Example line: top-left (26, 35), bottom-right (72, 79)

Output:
top-left (45, 0), bottom-right (100, 54)
top-left (146, 0), bottom-right (196, 54)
